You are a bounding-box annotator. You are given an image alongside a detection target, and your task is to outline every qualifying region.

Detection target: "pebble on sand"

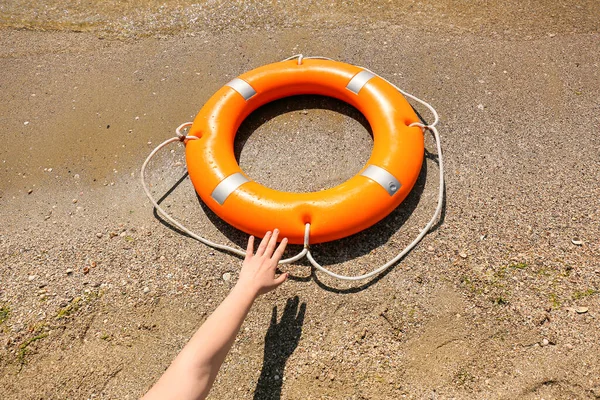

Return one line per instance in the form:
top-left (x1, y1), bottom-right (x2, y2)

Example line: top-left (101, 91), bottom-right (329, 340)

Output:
top-left (576, 306), bottom-right (588, 314)
top-left (96, 233), bottom-right (103, 238)
top-left (222, 272), bottom-right (232, 282)
top-left (66, 268), bottom-right (74, 275)
top-left (143, 287), bottom-right (150, 293)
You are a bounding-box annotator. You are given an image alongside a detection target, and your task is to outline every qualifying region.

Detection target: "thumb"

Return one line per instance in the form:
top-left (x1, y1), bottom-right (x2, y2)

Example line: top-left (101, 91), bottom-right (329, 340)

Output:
top-left (273, 272), bottom-right (288, 287)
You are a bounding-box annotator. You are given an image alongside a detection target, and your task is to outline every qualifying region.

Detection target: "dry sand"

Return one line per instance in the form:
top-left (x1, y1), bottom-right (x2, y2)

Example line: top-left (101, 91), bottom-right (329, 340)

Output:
top-left (1, 1), bottom-right (599, 399)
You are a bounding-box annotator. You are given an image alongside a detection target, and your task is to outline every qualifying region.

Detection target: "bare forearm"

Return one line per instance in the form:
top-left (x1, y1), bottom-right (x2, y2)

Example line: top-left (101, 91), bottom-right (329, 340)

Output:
top-left (143, 285), bottom-right (256, 400)
top-left (183, 285), bottom-right (256, 370)
top-left (143, 230), bottom-right (288, 400)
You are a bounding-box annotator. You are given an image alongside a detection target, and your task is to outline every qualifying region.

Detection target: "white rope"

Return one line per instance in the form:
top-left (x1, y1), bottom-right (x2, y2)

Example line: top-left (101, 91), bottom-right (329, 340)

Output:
top-left (140, 124), bottom-right (307, 264)
top-left (305, 125), bottom-right (443, 281)
top-left (140, 55), bottom-right (444, 280)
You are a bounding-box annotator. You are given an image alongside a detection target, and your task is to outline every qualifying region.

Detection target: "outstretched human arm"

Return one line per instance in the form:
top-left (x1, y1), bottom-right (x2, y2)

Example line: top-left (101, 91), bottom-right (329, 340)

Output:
top-left (143, 230), bottom-right (289, 400)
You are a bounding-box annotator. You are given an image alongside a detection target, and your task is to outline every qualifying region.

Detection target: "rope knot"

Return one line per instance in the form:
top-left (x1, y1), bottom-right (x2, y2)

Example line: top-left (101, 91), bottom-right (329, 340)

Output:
top-left (409, 121), bottom-right (436, 133)
top-left (176, 122), bottom-right (194, 141)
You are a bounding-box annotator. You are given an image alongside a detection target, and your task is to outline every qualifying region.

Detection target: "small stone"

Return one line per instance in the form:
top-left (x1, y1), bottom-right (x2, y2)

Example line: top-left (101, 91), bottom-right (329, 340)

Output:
top-left (459, 252), bottom-right (468, 259)
top-left (477, 104), bottom-right (484, 110)
top-left (83, 266), bottom-right (90, 275)
top-left (24, 121), bottom-right (30, 125)
top-left (301, 110), bottom-right (308, 115)
top-left (109, 232), bottom-right (118, 238)
top-left (72, 199), bottom-right (78, 204)
top-left (575, 306), bottom-right (588, 314)
top-left (274, 374), bottom-right (280, 380)
top-left (73, 174), bottom-right (80, 179)
top-left (66, 268), bottom-right (74, 275)
top-left (90, 261), bottom-right (97, 268)
top-left (96, 233), bottom-right (103, 239)
top-left (571, 238), bottom-right (583, 246)
top-left (28, 189), bottom-right (33, 194)
top-left (143, 287), bottom-right (150, 293)
top-left (38, 282), bottom-right (47, 288)
top-left (541, 338), bottom-right (549, 346)
top-left (28, 275), bottom-right (36, 281)
top-left (222, 272), bottom-right (231, 282)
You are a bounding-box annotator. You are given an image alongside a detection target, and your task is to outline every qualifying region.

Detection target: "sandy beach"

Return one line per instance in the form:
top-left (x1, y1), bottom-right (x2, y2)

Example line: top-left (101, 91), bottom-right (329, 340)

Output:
top-left (1, 1), bottom-right (599, 399)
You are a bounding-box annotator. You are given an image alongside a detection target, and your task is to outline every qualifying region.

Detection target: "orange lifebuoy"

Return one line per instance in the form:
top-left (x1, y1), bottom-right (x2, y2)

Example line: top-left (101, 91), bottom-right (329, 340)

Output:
top-left (185, 59), bottom-right (424, 244)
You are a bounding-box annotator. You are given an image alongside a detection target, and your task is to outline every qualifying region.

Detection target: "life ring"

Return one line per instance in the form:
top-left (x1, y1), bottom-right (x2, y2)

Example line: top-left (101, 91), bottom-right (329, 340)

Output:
top-left (185, 58), bottom-right (424, 244)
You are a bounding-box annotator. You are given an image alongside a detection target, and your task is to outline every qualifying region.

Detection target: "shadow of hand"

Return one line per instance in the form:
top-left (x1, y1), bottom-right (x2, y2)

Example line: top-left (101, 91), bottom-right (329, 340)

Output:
top-left (253, 296), bottom-right (306, 400)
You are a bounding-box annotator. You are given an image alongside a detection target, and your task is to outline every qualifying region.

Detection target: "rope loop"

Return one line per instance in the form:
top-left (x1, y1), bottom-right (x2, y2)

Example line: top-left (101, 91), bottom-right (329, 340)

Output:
top-left (175, 122), bottom-right (194, 142)
top-left (409, 121), bottom-right (434, 134)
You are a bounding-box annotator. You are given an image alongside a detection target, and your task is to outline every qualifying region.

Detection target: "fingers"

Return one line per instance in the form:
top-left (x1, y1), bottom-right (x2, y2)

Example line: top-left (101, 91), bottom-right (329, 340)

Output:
top-left (272, 238), bottom-right (288, 262)
top-left (246, 235), bottom-right (255, 258)
top-left (264, 229), bottom-right (279, 257)
top-left (255, 231), bottom-right (272, 257)
top-left (273, 272), bottom-right (288, 287)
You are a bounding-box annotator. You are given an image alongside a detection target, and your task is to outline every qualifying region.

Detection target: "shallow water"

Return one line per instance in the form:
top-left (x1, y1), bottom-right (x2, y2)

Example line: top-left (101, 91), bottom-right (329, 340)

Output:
top-left (3, 0), bottom-right (598, 39)
top-left (0, 0), bottom-right (371, 38)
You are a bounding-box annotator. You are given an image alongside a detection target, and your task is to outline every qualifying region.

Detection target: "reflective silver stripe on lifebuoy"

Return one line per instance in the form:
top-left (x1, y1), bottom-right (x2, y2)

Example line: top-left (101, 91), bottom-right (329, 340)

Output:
top-left (211, 173), bottom-right (250, 205)
top-left (346, 70), bottom-right (375, 94)
top-left (360, 165), bottom-right (402, 196)
top-left (225, 78), bottom-right (257, 101)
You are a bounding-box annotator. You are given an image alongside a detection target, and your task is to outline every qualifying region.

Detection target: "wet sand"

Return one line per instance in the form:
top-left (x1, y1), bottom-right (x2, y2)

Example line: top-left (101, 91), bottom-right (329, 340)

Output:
top-left (1, 2), bottom-right (600, 399)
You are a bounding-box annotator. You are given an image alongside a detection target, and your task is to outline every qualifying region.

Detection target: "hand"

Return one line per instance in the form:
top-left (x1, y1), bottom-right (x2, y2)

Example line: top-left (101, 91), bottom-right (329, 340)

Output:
top-left (236, 229), bottom-right (288, 298)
